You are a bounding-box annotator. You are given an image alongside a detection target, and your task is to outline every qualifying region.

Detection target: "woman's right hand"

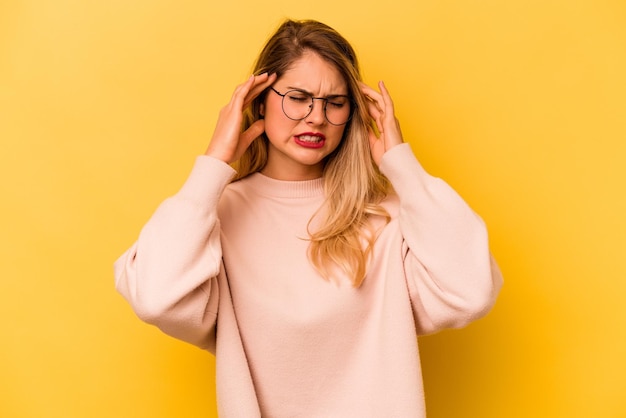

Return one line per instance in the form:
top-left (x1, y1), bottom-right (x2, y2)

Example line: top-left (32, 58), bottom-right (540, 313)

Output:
top-left (205, 73), bottom-right (277, 163)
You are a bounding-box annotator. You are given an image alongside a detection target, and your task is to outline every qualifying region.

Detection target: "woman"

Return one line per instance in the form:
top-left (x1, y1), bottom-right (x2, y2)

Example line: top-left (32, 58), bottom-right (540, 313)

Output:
top-left (115, 19), bottom-right (502, 418)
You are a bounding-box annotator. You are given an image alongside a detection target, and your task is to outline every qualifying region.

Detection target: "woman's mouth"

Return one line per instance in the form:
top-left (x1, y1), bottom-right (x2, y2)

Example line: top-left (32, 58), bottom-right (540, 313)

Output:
top-left (294, 133), bottom-right (326, 148)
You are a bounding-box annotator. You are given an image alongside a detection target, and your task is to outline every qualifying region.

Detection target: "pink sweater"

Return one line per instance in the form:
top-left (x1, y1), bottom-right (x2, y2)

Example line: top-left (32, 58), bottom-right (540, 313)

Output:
top-left (115, 143), bottom-right (502, 417)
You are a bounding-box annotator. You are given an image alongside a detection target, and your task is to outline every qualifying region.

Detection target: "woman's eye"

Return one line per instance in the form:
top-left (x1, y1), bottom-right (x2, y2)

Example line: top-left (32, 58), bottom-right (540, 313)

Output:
top-left (287, 93), bottom-right (309, 103)
top-left (327, 98), bottom-right (348, 108)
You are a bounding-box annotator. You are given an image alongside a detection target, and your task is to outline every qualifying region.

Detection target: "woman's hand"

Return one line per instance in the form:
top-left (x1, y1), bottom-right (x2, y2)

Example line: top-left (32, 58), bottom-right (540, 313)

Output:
top-left (205, 73), bottom-right (277, 163)
top-left (360, 81), bottom-right (404, 166)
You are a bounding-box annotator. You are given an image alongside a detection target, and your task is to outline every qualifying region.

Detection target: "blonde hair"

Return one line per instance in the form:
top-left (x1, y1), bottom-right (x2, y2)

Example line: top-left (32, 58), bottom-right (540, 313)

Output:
top-left (234, 19), bottom-right (390, 286)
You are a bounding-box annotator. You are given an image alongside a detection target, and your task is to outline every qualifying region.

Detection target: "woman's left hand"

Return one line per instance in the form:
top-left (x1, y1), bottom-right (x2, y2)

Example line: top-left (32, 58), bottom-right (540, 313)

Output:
top-left (360, 81), bottom-right (404, 166)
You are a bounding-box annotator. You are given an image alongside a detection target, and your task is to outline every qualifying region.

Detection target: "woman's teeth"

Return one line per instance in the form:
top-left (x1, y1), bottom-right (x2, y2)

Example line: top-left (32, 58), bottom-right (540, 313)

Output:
top-left (297, 135), bottom-right (322, 143)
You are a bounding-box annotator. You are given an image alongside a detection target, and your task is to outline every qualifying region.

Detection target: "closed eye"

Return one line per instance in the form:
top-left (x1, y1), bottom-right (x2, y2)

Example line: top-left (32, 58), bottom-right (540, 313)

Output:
top-left (286, 93), bottom-right (311, 103)
top-left (326, 97), bottom-right (349, 108)
top-left (327, 101), bottom-right (346, 108)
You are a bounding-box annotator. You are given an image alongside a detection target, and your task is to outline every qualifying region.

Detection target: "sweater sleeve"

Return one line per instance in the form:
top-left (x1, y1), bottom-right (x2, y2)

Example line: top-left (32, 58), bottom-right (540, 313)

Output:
top-left (114, 155), bottom-right (236, 350)
top-left (379, 143), bottom-right (503, 335)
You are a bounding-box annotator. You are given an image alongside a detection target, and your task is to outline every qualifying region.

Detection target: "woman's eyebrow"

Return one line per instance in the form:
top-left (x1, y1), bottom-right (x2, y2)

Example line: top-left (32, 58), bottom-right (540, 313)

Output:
top-left (285, 86), bottom-right (349, 97)
top-left (285, 86), bottom-right (312, 94)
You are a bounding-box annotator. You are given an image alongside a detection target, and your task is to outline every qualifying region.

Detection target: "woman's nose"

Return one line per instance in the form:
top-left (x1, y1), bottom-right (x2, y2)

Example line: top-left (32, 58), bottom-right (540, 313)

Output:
top-left (305, 98), bottom-right (326, 125)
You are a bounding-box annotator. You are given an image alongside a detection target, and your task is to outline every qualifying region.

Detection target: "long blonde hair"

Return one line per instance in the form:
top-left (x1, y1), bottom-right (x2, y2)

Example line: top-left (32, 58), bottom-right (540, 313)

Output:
top-left (234, 19), bottom-right (390, 286)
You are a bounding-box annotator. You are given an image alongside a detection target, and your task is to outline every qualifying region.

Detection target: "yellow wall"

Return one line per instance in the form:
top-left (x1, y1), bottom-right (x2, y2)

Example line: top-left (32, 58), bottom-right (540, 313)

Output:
top-left (1, 1), bottom-right (624, 417)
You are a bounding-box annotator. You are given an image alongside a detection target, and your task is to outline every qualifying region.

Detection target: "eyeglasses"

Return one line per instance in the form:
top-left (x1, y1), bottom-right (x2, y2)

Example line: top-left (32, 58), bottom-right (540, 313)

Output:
top-left (270, 87), bottom-right (353, 126)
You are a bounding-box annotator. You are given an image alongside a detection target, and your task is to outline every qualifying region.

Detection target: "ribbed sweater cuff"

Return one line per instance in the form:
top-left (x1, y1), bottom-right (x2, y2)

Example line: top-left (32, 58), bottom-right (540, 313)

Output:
top-left (177, 155), bottom-right (236, 207)
top-left (379, 143), bottom-right (431, 193)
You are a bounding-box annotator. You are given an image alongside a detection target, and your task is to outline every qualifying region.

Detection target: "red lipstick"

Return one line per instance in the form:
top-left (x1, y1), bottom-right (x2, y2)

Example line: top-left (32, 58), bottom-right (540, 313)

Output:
top-left (294, 132), bottom-right (326, 149)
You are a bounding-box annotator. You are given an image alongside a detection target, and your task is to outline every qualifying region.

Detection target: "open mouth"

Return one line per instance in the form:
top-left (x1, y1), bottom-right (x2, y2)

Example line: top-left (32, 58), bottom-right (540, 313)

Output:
top-left (295, 134), bottom-right (326, 148)
top-left (296, 134), bottom-right (324, 144)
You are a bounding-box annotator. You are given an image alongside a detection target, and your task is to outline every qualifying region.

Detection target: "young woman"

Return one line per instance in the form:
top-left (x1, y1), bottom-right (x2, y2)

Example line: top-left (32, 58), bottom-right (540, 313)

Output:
top-left (115, 19), bottom-right (502, 418)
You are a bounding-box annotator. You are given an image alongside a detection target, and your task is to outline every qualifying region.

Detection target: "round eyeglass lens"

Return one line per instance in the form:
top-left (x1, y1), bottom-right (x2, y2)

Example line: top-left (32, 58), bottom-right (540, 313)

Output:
top-left (282, 90), bottom-right (351, 125)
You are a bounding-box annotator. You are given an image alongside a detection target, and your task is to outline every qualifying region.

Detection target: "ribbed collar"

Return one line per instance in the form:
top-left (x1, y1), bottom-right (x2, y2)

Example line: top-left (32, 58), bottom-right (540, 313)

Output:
top-left (242, 172), bottom-right (324, 199)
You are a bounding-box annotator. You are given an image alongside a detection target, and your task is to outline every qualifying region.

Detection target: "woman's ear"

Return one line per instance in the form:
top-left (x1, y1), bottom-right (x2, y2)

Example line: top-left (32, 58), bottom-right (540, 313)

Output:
top-left (259, 103), bottom-right (265, 117)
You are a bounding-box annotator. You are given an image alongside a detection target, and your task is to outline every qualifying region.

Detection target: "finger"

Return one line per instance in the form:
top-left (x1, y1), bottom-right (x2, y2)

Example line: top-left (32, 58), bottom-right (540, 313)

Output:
top-left (231, 75), bottom-right (256, 101)
top-left (366, 81), bottom-right (398, 135)
top-left (231, 72), bottom-right (270, 102)
top-left (365, 101), bottom-right (384, 135)
top-left (363, 95), bottom-right (385, 133)
top-left (243, 73), bottom-right (277, 108)
top-left (247, 72), bottom-right (271, 93)
top-left (238, 119), bottom-right (265, 150)
top-left (366, 126), bottom-right (384, 166)
top-left (223, 76), bottom-right (256, 117)
top-left (227, 73), bottom-right (273, 116)
top-left (364, 97), bottom-right (382, 120)
top-left (359, 81), bottom-right (378, 95)
top-left (378, 81), bottom-right (404, 147)
top-left (360, 82), bottom-right (384, 107)
top-left (361, 84), bottom-right (386, 125)
top-left (359, 83), bottom-right (385, 127)
top-left (378, 80), bottom-right (396, 118)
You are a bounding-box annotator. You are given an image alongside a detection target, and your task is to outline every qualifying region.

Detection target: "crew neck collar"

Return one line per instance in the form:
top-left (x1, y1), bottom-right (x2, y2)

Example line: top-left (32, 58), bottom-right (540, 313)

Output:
top-left (243, 172), bottom-right (324, 198)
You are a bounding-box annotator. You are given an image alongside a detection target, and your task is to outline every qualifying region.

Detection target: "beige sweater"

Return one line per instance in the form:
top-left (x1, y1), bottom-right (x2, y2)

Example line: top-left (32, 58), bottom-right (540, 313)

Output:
top-left (115, 143), bottom-right (503, 417)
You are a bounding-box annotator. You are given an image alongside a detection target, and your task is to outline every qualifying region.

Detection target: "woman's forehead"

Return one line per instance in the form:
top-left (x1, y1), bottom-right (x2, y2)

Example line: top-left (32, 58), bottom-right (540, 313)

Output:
top-left (277, 52), bottom-right (348, 95)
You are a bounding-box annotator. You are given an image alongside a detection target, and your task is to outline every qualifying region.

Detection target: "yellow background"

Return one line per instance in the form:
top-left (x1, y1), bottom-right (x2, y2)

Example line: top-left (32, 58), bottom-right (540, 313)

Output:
top-left (1, 0), bottom-right (625, 417)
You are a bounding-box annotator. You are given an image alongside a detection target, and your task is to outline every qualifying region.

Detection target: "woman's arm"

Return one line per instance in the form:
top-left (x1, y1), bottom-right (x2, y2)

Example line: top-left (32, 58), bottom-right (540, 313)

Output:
top-left (115, 73), bottom-right (276, 349)
top-left (380, 144), bottom-right (503, 334)
top-left (361, 81), bottom-right (502, 334)
top-left (114, 157), bottom-right (235, 350)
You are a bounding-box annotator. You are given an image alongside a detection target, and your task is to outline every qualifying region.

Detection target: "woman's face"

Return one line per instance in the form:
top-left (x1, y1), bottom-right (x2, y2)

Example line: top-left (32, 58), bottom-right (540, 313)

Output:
top-left (260, 51), bottom-right (349, 180)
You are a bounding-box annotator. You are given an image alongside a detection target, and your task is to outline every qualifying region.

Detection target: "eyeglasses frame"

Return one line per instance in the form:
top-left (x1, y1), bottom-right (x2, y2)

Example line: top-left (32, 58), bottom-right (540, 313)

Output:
top-left (269, 87), bottom-right (353, 126)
